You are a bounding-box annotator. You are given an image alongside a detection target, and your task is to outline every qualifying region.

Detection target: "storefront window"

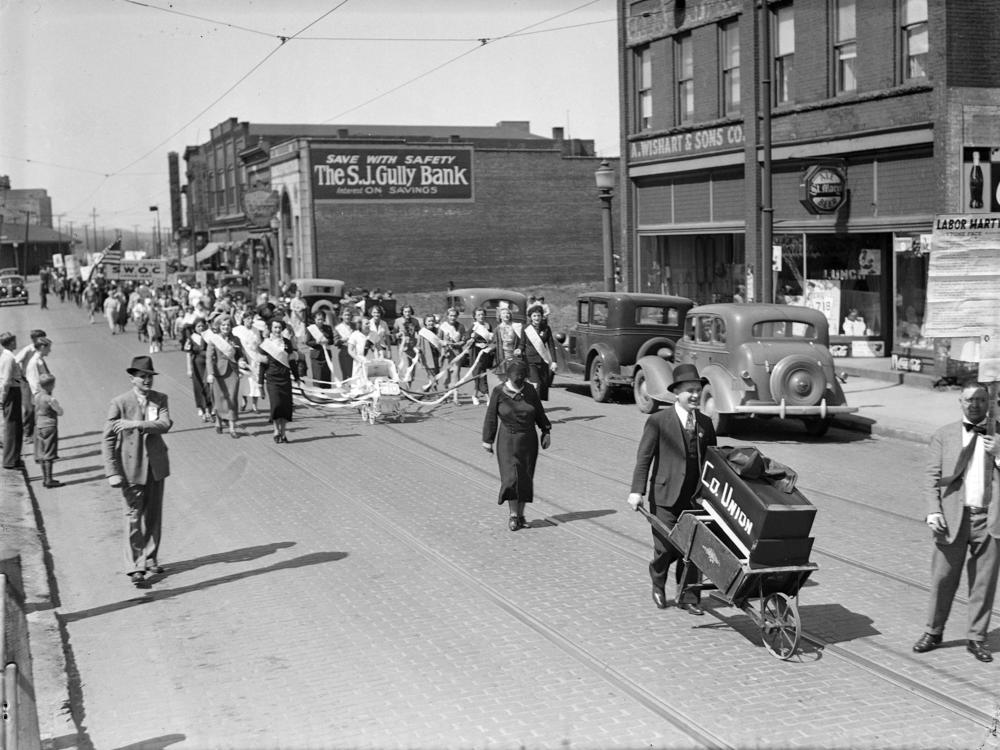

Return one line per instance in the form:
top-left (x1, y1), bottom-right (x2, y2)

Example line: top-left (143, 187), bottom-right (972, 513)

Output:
top-left (776, 233), bottom-right (887, 344)
top-left (893, 235), bottom-right (929, 351)
top-left (638, 234), bottom-right (745, 303)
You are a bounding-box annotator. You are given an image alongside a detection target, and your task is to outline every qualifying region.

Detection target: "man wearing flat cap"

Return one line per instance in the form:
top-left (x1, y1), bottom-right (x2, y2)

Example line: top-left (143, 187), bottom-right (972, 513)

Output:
top-left (101, 355), bottom-right (173, 588)
top-left (627, 363), bottom-right (717, 614)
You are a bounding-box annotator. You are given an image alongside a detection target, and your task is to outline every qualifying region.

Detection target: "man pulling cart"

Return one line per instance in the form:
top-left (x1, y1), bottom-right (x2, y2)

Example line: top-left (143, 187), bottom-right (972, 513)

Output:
top-left (628, 364), bottom-right (818, 659)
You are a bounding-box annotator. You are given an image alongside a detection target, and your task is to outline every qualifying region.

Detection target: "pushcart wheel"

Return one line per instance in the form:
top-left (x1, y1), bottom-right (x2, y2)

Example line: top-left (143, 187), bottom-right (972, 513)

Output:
top-left (760, 593), bottom-right (801, 660)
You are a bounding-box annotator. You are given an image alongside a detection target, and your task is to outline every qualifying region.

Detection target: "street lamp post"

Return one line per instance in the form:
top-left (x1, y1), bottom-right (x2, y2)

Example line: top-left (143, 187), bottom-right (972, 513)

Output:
top-left (594, 160), bottom-right (616, 292)
top-left (149, 205), bottom-right (161, 257)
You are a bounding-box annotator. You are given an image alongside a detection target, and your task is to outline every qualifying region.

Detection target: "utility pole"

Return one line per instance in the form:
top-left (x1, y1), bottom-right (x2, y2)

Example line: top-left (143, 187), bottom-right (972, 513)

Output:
top-left (91, 207), bottom-right (99, 252)
top-left (132, 224), bottom-right (140, 252)
top-left (20, 209), bottom-right (31, 275)
top-left (68, 221), bottom-right (74, 255)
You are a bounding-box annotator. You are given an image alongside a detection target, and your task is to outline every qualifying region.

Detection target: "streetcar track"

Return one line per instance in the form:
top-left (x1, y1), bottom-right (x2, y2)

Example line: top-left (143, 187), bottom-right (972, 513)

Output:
top-left (269, 437), bottom-right (733, 750)
top-left (111, 354), bottom-right (995, 733)
top-left (369, 419), bottom-right (996, 730)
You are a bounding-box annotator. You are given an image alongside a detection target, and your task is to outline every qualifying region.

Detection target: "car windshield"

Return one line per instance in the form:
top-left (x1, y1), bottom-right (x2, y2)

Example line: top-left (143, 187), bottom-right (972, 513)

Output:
top-left (1, 276), bottom-right (23, 284)
top-left (482, 299), bottom-right (519, 314)
top-left (751, 319), bottom-right (817, 339)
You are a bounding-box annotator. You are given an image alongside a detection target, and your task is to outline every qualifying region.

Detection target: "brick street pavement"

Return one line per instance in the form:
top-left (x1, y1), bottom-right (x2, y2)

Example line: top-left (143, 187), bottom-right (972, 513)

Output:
top-left (1, 293), bottom-right (997, 750)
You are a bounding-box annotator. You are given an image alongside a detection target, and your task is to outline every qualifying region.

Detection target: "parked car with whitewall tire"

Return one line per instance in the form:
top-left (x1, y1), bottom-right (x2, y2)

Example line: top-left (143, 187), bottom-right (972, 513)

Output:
top-left (554, 292), bottom-right (693, 409)
top-left (636, 303), bottom-right (857, 436)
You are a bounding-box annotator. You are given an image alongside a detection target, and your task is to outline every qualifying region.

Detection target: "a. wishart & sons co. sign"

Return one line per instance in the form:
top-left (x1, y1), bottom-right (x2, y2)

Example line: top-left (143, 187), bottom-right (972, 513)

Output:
top-left (310, 146), bottom-right (474, 201)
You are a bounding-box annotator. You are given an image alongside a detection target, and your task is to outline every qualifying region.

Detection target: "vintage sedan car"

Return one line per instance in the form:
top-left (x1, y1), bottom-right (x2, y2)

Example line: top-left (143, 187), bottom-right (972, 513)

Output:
top-left (554, 292), bottom-right (693, 408)
top-left (446, 288), bottom-right (527, 327)
top-left (636, 303), bottom-right (857, 436)
top-left (0, 274), bottom-right (29, 305)
top-left (289, 278), bottom-right (346, 318)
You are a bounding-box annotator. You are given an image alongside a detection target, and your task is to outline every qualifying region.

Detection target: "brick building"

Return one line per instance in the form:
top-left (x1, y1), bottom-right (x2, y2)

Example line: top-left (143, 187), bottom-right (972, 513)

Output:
top-left (617, 0), bottom-right (1000, 367)
top-left (183, 118), bottom-right (613, 294)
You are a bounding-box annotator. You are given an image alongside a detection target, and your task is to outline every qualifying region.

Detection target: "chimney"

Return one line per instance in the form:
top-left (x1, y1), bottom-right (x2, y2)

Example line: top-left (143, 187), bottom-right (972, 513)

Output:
top-left (552, 127), bottom-right (564, 141)
top-left (338, 128), bottom-right (349, 138)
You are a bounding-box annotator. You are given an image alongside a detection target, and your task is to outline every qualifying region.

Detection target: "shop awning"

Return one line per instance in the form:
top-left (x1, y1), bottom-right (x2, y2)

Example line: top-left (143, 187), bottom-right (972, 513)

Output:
top-left (180, 242), bottom-right (224, 268)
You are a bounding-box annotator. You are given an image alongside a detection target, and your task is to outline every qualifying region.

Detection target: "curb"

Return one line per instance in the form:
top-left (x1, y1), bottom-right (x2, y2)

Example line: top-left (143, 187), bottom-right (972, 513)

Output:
top-left (1, 468), bottom-right (78, 749)
top-left (833, 415), bottom-right (931, 445)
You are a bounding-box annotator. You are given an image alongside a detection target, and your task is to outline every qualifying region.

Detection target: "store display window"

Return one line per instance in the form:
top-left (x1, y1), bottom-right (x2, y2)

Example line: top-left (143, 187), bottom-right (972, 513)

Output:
top-left (892, 235), bottom-right (929, 352)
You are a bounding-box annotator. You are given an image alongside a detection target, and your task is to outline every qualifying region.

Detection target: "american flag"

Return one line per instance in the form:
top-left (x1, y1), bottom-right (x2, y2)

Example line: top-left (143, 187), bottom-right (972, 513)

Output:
top-left (95, 238), bottom-right (123, 266)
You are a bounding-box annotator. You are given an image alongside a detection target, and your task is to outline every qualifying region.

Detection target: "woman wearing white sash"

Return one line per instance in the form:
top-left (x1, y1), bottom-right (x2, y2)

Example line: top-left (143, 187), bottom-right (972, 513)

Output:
top-left (492, 303), bottom-right (523, 389)
top-left (438, 307), bottom-right (468, 404)
top-left (417, 315), bottom-right (443, 391)
top-left (522, 304), bottom-right (557, 401)
top-left (233, 310), bottom-right (263, 412)
top-left (206, 315), bottom-right (246, 438)
top-left (393, 305), bottom-right (421, 387)
top-left (468, 307), bottom-right (494, 406)
top-left (259, 319), bottom-right (300, 443)
top-left (332, 307), bottom-right (355, 381)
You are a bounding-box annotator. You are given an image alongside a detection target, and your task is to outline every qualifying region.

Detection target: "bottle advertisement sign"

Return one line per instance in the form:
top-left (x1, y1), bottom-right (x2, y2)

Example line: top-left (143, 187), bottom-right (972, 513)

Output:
top-left (310, 146), bottom-right (474, 202)
top-left (922, 213), bottom-right (1000, 341)
top-left (962, 146), bottom-right (1000, 212)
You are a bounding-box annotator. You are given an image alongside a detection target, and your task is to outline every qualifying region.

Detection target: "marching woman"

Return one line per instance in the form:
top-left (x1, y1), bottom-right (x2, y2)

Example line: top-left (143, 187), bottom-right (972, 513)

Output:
top-left (185, 317), bottom-right (213, 421)
top-left (232, 309), bottom-right (263, 412)
top-left (522, 304), bottom-right (558, 400)
top-left (437, 307), bottom-right (468, 404)
top-left (468, 307), bottom-right (494, 406)
top-left (259, 318), bottom-right (301, 443)
top-left (205, 315), bottom-right (246, 438)
top-left (481, 359), bottom-right (551, 531)
top-left (393, 305), bottom-right (421, 387)
top-left (332, 307), bottom-right (356, 382)
top-left (305, 309), bottom-right (335, 389)
top-left (417, 314), bottom-right (443, 391)
top-left (492, 303), bottom-right (523, 388)
top-left (364, 305), bottom-right (392, 359)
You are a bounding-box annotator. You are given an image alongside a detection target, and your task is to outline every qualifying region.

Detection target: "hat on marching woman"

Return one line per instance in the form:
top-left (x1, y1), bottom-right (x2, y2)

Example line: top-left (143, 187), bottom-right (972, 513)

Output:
top-left (126, 355), bottom-right (158, 376)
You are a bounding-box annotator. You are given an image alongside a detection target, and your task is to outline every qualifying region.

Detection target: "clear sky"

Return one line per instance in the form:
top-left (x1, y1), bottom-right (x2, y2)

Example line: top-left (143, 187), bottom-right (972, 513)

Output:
top-left (0, 0), bottom-right (620, 240)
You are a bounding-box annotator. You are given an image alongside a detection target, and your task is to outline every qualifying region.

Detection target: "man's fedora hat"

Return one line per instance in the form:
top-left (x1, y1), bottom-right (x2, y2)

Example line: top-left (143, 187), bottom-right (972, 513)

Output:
top-left (126, 355), bottom-right (158, 376)
top-left (667, 363), bottom-right (708, 393)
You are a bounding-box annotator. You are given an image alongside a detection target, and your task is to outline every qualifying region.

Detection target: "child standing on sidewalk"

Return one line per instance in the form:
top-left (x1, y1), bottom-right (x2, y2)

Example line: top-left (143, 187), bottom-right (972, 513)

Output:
top-left (34, 373), bottom-right (63, 488)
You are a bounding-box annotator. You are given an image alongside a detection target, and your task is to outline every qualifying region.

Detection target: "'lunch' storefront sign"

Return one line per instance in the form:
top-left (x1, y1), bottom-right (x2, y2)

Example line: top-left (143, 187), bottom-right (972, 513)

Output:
top-left (310, 146), bottom-right (474, 201)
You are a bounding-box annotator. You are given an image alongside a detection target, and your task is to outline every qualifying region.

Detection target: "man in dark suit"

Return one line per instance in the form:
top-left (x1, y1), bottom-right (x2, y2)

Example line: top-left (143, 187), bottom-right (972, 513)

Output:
top-left (914, 380), bottom-right (1000, 662)
top-left (101, 355), bottom-right (173, 589)
top-left (628, 363), bottom-right (717, 614)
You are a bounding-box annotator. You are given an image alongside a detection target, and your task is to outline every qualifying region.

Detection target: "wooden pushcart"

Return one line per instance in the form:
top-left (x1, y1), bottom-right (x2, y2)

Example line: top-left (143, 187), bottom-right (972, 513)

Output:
top-left (639, 508), bottom-right (817, 660)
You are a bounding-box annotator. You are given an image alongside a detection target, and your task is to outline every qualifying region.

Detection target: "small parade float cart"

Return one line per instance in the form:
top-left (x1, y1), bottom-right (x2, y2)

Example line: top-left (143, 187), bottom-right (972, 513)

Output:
top-left (639, 446), bottom-right (818, 660)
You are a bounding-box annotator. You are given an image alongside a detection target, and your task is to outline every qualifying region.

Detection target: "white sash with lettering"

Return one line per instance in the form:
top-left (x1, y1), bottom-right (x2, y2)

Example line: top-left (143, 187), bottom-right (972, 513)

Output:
top-left (438, 321), bottom-right (462, 346)
top-left (334, 322), bottom-right (352, 346)
top-left (524, 325), bottom-right (552, 365)
top-left (307, 323), bottom-right (327, 345)
top-left (259, 337), bottom-right (290, 369)
top-left (204, 330), bottom-right (236, 363)
top-left (472, 321), bottom-right (493, 342)
top-left (418, 327), bottom-right (444, 350)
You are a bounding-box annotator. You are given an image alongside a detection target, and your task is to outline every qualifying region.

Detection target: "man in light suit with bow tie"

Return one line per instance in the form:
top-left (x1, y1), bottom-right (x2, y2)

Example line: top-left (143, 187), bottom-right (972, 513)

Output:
top-left (102, 355), bottom-right (173, 589)
top-left (914, 380), bottom-right (1000, 662)
top-left (627, 363), bottom-right (717, 615)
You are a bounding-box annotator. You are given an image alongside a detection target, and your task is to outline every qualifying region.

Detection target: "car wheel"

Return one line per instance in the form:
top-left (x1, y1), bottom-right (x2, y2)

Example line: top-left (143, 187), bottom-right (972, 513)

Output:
top-left (701, 385), bottom-right (733, 435)
top-left (803, 417), bottom-right (831, 437)
top-left (633, 369), bottom-right (659, 413)
top-left (589, 356), bottom-right (611, 402)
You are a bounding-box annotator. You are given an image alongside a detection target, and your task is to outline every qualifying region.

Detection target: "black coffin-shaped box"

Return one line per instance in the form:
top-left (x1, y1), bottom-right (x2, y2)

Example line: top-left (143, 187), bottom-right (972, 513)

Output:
top-left (698, 446), bottom-right (816, 566)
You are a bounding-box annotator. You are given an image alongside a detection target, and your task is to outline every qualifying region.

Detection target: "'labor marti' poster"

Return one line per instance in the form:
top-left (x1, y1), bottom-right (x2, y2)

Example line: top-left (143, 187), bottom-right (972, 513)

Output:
top-left (923, 214), bottom-right (1000, 379)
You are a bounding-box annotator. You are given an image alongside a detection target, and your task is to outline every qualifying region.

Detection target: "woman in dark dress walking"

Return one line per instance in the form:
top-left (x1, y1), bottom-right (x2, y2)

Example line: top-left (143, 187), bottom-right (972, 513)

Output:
top-left (185, 317), bottom-right (213, 421)
top-left (481, 359), bottom-right (552, 531)
top-left (259, 318), bottom-right (301, 443)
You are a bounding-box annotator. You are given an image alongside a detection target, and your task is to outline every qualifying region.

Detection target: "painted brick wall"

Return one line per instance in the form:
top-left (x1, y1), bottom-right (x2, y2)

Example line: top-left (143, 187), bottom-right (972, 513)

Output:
top-left (312, 150), bottom-right (608, 292)
top-left (946, 0), bottom-right (1000, 87)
